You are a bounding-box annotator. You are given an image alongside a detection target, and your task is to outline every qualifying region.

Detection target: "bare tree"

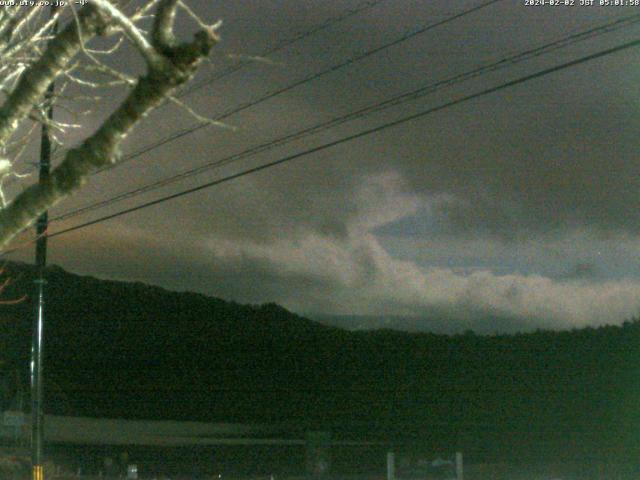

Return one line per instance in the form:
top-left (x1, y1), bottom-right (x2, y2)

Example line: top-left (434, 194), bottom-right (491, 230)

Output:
top-left (0, 0), bottom-right (221, 250)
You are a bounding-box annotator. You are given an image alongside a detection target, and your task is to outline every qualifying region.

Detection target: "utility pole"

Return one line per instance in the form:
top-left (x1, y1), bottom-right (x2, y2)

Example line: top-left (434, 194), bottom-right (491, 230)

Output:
top-left (31, 9), bottom-right (56, 480)
top-left (31, 86), bottom-right (52, 480)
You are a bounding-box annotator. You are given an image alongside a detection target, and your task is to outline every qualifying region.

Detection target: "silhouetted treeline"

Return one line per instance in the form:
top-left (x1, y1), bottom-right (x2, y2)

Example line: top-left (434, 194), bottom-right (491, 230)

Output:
top-left (0, 262), bottom-right (638, 464)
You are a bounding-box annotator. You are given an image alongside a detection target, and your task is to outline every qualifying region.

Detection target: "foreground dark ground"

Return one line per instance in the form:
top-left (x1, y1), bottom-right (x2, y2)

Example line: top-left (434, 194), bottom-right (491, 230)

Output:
top-left (2, 445), bottom-right (640, 480)
top-left (0, 262), bottom-right (638, 470)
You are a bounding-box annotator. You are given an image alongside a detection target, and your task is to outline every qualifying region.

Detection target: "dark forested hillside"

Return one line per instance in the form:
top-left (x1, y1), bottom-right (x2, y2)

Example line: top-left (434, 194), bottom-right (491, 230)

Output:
top-left (0, 262), bottom-right (639, 463)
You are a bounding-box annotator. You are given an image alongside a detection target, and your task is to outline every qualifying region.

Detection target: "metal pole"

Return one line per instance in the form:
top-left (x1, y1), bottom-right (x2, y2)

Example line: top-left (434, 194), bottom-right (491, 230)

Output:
top-left (31, 10), bottom-right (56, 479)
top-left (31, 99), bottom-right (52, 480)
top-left (455, 452), bottom-right (463, 480)
top-left (386, 451), bottom-right (395, 480)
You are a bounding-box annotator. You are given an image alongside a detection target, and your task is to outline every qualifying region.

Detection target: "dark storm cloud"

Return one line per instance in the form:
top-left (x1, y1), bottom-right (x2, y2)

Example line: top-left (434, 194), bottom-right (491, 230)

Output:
top-left (374, 52), bottom-right (640, 239)
top-left (40, 218), bottom-right (640, 333)
top-left (9, 0), bottom-right (640, 332)
top-left (66, 0), bottom-right (640, 242)
top-left (560, 262), bottom-right (600, 280)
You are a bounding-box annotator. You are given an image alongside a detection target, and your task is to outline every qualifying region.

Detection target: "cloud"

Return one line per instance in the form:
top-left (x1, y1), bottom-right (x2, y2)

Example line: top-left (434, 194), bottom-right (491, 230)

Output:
top-left (22, 168), bottom-right (639, 334)
top-left (559, 262), bottom-right (599, 280)
top-left (11, 2), bottom-right (639, 335)
top-left (204, 228), bottom-right (640, 328)
top-left (51, 3), bottom-right (640, 246)
top-left (392, 52), bottom-right (640, 238)
top-left (191, 172), bottom-right (640, 330)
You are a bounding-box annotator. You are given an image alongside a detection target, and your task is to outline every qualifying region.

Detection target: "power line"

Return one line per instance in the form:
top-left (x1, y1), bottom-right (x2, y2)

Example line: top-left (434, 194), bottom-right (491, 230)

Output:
top-left (181, 0), bottom-right (503, 107)
top-left (48, 0), bottom-right (506, 222)
top-left (184, 0), bottom-right (390, 96)
top-left (47, 0), bottom-right (390, 166)
top-left (47, 36), bottom-right (640, 240)
top-left (84, 0), bottom-right (503, 177)
top-left (52, 12), bottom-right (640, 223)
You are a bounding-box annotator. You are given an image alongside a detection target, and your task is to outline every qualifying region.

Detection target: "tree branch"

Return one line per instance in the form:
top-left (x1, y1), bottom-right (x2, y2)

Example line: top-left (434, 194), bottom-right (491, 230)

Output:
top-left (0, 5), bottom-right (108, 148)
top-left (91, 0), bottom-right (165, 69)
top-left (0, 3), bottom-right (219, 249)
top-left (152, 0), bottom-right (179, 50)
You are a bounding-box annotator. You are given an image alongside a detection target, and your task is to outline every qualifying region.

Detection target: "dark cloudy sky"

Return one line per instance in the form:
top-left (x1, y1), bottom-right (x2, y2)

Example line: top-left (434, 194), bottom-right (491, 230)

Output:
top-left (7, 0), bottom-right (640, 333)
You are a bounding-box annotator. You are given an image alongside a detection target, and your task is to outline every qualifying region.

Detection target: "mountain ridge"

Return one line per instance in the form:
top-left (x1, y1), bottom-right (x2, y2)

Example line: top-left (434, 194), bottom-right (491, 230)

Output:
top-left (0, 261), bottom-right (637, 462)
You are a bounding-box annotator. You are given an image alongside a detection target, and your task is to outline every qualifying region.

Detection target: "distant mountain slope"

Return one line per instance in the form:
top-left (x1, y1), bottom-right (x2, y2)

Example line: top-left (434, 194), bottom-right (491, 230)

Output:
top-left (0, 261), bottom-right (638, 462)
top-left (309, 312), bottom-right (544, 335)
